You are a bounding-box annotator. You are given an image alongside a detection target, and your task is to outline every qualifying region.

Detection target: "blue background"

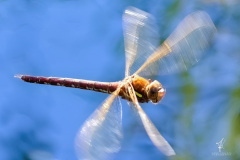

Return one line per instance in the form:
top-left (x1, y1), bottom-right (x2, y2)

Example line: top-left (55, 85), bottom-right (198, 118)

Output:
top-left (1, 0), bottom-right (240, 160)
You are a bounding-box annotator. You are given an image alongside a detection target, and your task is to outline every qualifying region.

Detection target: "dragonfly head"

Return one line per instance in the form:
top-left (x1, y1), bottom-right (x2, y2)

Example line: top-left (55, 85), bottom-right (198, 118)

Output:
top-left (146, 80), bottom-right (166, 103)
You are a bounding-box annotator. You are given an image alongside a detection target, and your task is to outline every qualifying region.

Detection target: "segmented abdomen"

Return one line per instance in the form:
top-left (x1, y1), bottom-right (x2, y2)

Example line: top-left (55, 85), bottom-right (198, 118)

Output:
top-left (17, 75), bottom-right (119, 94)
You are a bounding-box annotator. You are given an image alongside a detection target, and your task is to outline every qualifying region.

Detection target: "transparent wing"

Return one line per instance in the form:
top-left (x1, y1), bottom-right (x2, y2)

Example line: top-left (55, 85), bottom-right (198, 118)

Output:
top-left (123, 7), bottom-right (159, 77)
top-left (127, 83), bottom-right (175, 156)
top-left (75, 88), bottom-right (122, 160)
top-left (135, 11), bottom-right (216, 76)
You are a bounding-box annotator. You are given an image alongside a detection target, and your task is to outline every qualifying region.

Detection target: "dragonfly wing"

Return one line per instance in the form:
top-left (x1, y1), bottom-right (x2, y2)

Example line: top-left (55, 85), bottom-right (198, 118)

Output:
top-left (135, 11), bottom-right (216, 76)
top-left (75, 88), bottom-right (123, 160)
top-left (123, 7), bottom-right (159, 77)
top-left (127, 83), bottom-right (175, 156)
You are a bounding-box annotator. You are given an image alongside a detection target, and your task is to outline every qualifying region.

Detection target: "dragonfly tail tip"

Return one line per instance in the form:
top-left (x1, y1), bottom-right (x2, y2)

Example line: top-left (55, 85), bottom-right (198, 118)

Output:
top-left (14, 74), bottom-right (23, 79)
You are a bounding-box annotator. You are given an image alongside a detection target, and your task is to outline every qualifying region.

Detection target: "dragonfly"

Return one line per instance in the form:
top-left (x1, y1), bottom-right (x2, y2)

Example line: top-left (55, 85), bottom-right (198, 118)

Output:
top-left (16, 7), bottom-right (216, 159)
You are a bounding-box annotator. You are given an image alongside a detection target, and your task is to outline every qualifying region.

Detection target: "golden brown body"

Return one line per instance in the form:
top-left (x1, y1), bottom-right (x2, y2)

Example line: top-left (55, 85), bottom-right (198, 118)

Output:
top-left (18, 74), bottom-right (165, 103)
top-left (118, 75), bottom-right (165, 103)
top-left (117, 75), bottom-right (149, 103)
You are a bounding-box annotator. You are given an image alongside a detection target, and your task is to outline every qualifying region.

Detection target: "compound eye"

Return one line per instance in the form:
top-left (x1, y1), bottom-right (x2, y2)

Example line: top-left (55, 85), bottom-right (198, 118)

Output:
top-left (147, 83), bottom-right (159, 102)
top-left (146, 80), bottom-right (166, 103)
top-left (158, 87), bottom-right (166, 100)
top-left (159, 87), bottom-right (165, 93)
top-left (150, 86), bottom-right (158, 96)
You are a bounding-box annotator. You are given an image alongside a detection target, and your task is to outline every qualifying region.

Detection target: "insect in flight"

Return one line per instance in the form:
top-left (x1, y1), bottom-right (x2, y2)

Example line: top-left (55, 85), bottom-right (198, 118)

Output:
top-left (16, 7), bottom-right (216, 159)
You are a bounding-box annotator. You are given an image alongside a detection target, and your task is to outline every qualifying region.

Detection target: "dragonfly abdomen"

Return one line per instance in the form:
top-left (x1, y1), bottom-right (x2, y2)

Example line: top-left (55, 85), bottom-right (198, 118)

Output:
top-left (16, 75), bottom-right (119, 94)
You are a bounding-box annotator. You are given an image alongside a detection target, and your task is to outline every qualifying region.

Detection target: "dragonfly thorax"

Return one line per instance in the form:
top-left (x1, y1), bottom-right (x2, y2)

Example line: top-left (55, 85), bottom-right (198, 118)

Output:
top-left (125, 75), bottom-right (166, 103)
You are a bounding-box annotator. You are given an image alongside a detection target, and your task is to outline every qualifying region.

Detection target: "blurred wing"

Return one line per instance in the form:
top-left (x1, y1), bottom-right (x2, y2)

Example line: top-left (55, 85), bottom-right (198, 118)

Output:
top-left (135, 11), bottom-right (216, 76)
top-left (123, 7), bottom-right (159, 77)
top-left (75, 88), bottom-right (122, 160)
top-left (127, 83), bottom-right (175, 156)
